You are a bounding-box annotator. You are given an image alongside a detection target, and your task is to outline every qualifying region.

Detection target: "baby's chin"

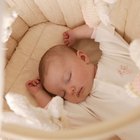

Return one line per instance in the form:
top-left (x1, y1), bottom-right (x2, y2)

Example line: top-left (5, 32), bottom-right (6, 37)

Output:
top-left (67, 97), bottom-right (86, 104)
top-left (76, 95), bottom-right (90, 103)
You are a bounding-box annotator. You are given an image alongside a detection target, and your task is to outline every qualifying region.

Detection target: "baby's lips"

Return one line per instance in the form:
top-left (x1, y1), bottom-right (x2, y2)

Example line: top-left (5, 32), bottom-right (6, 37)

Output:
top-left (77, 87), bottom-right (83, 97)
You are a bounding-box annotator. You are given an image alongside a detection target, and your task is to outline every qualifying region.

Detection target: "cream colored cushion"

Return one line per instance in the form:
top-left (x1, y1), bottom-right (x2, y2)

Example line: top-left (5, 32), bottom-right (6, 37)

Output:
top-left (6, 0), bottom-right (47, 26)
top-left (11, 17), bottom-right (29, 41)
top-left (5, 37), bottom-right (17, 66)
top-left (5, 16), bottom-right (29, 66)
top-left (110, 0), bottom-right (140, 42)
top-left (6, 0), bottom-right (84, 28)
top-left (124, 0), bottom-right (140, 42)
top-left (34, 0), bottom-right (66, 26)
top-left (35, 0), bottom-right (84, 28)
top-left (5, 0), bottom-right (140, 42)
top-left (110, 0), bottom-right (132, 37)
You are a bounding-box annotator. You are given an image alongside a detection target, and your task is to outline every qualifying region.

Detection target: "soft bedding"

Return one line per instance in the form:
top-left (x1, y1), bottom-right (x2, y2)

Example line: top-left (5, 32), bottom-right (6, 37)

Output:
top-left (2, 0), bottom-right (140, 139)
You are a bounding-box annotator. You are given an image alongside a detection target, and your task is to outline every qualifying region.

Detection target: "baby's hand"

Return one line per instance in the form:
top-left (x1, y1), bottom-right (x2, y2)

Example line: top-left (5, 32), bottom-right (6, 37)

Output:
top-left (26, 78), bottom-right (42, 97)
top-left (63, 30), bottom-right (76, 47)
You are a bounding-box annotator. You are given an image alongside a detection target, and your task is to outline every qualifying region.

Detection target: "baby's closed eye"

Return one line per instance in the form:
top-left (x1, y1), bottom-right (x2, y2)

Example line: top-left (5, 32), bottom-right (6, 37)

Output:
top-left (64, 72), bottom-right (72, 84)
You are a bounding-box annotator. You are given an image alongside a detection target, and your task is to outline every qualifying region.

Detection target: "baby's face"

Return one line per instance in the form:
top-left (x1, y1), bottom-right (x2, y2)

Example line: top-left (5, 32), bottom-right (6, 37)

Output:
top-left (44, 51), bottom-right (96, 103)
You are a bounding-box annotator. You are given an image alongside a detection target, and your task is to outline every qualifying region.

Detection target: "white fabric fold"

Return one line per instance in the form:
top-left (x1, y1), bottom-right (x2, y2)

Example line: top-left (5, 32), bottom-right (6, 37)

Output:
top-left (3, 93), bottom-right (65, 131)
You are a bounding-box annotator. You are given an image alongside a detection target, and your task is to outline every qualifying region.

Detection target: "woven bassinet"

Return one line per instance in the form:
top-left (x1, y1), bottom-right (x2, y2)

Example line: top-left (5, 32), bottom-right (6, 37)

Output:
top-left (1, 0), bottom-right (140, 140)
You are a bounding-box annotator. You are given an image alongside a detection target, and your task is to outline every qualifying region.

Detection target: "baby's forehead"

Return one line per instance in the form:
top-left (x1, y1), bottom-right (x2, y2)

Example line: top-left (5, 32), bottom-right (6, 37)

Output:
top-left (44, 59), bottom-right (66, 84)
top-left (43, 47), bottom-right (75, 72)
top-left (47, 50), bottom-right (71, 63)
top-left (46, 57), bottom-right (65, 71)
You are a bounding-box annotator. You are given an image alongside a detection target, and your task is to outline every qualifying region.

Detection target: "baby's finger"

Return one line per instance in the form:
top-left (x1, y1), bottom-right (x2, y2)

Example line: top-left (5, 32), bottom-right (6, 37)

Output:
top-left (35, 79), bottom-right (40, 84)
top-left (26, 80), bottom-right (33, 87)
top-left (63, 32), bottom-right (69, 39)
top-left (32, 80), bottom-right (39, 86)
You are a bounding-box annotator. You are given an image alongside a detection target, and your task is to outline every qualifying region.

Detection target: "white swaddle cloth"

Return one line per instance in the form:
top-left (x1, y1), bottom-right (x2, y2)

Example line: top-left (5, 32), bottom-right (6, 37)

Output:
top-left (3, 93), bottom-right (66, 131)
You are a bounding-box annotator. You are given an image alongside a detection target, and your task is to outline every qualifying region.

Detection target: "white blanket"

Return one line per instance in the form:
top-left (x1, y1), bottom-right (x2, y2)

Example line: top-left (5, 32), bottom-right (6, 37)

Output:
top-left (2, 93), bottom-right (66, 131)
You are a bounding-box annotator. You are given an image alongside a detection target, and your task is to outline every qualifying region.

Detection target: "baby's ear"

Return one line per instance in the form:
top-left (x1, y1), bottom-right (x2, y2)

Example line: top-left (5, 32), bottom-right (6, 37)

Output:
top-left (76, 50), bottom-right (90, 63)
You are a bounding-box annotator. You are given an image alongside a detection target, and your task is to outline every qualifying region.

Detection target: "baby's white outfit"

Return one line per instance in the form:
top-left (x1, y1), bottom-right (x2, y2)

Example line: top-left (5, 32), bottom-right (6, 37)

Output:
top-left (64, 24), bottom-right (140, 140)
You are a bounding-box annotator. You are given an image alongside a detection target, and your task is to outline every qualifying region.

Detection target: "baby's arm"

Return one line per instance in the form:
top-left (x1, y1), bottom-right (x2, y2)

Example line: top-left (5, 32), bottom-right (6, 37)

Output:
top-left (26, 78), bottom-right (52, 108)
top-left (63, 24), bottom-right (93, 46)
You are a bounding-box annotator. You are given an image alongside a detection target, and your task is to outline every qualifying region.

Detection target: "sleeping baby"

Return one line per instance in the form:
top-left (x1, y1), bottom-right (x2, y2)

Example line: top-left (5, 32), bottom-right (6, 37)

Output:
top-left (26, 23), bottom-right (140, 140)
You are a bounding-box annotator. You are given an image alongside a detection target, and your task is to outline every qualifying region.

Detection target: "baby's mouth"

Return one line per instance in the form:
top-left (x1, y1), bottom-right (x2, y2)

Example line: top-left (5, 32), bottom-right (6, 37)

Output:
top-left (77, 87), bottom-right (83, 97)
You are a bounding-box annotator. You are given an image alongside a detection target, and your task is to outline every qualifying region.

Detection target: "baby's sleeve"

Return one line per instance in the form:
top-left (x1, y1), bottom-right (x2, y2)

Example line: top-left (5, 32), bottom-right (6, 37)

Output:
top-left (91, 23), bottom-right (129, 56)
top-left (91, 23), bottom-right (115, 40)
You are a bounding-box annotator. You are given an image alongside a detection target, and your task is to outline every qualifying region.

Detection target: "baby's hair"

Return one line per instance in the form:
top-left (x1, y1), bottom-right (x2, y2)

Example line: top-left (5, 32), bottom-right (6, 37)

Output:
top-left (38, 44), bottom-right (77, 96)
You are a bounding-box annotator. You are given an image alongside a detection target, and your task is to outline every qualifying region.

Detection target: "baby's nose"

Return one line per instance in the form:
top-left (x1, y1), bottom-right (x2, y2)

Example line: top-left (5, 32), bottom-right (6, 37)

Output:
top-left (67, 86), bottom-right (76, 95)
